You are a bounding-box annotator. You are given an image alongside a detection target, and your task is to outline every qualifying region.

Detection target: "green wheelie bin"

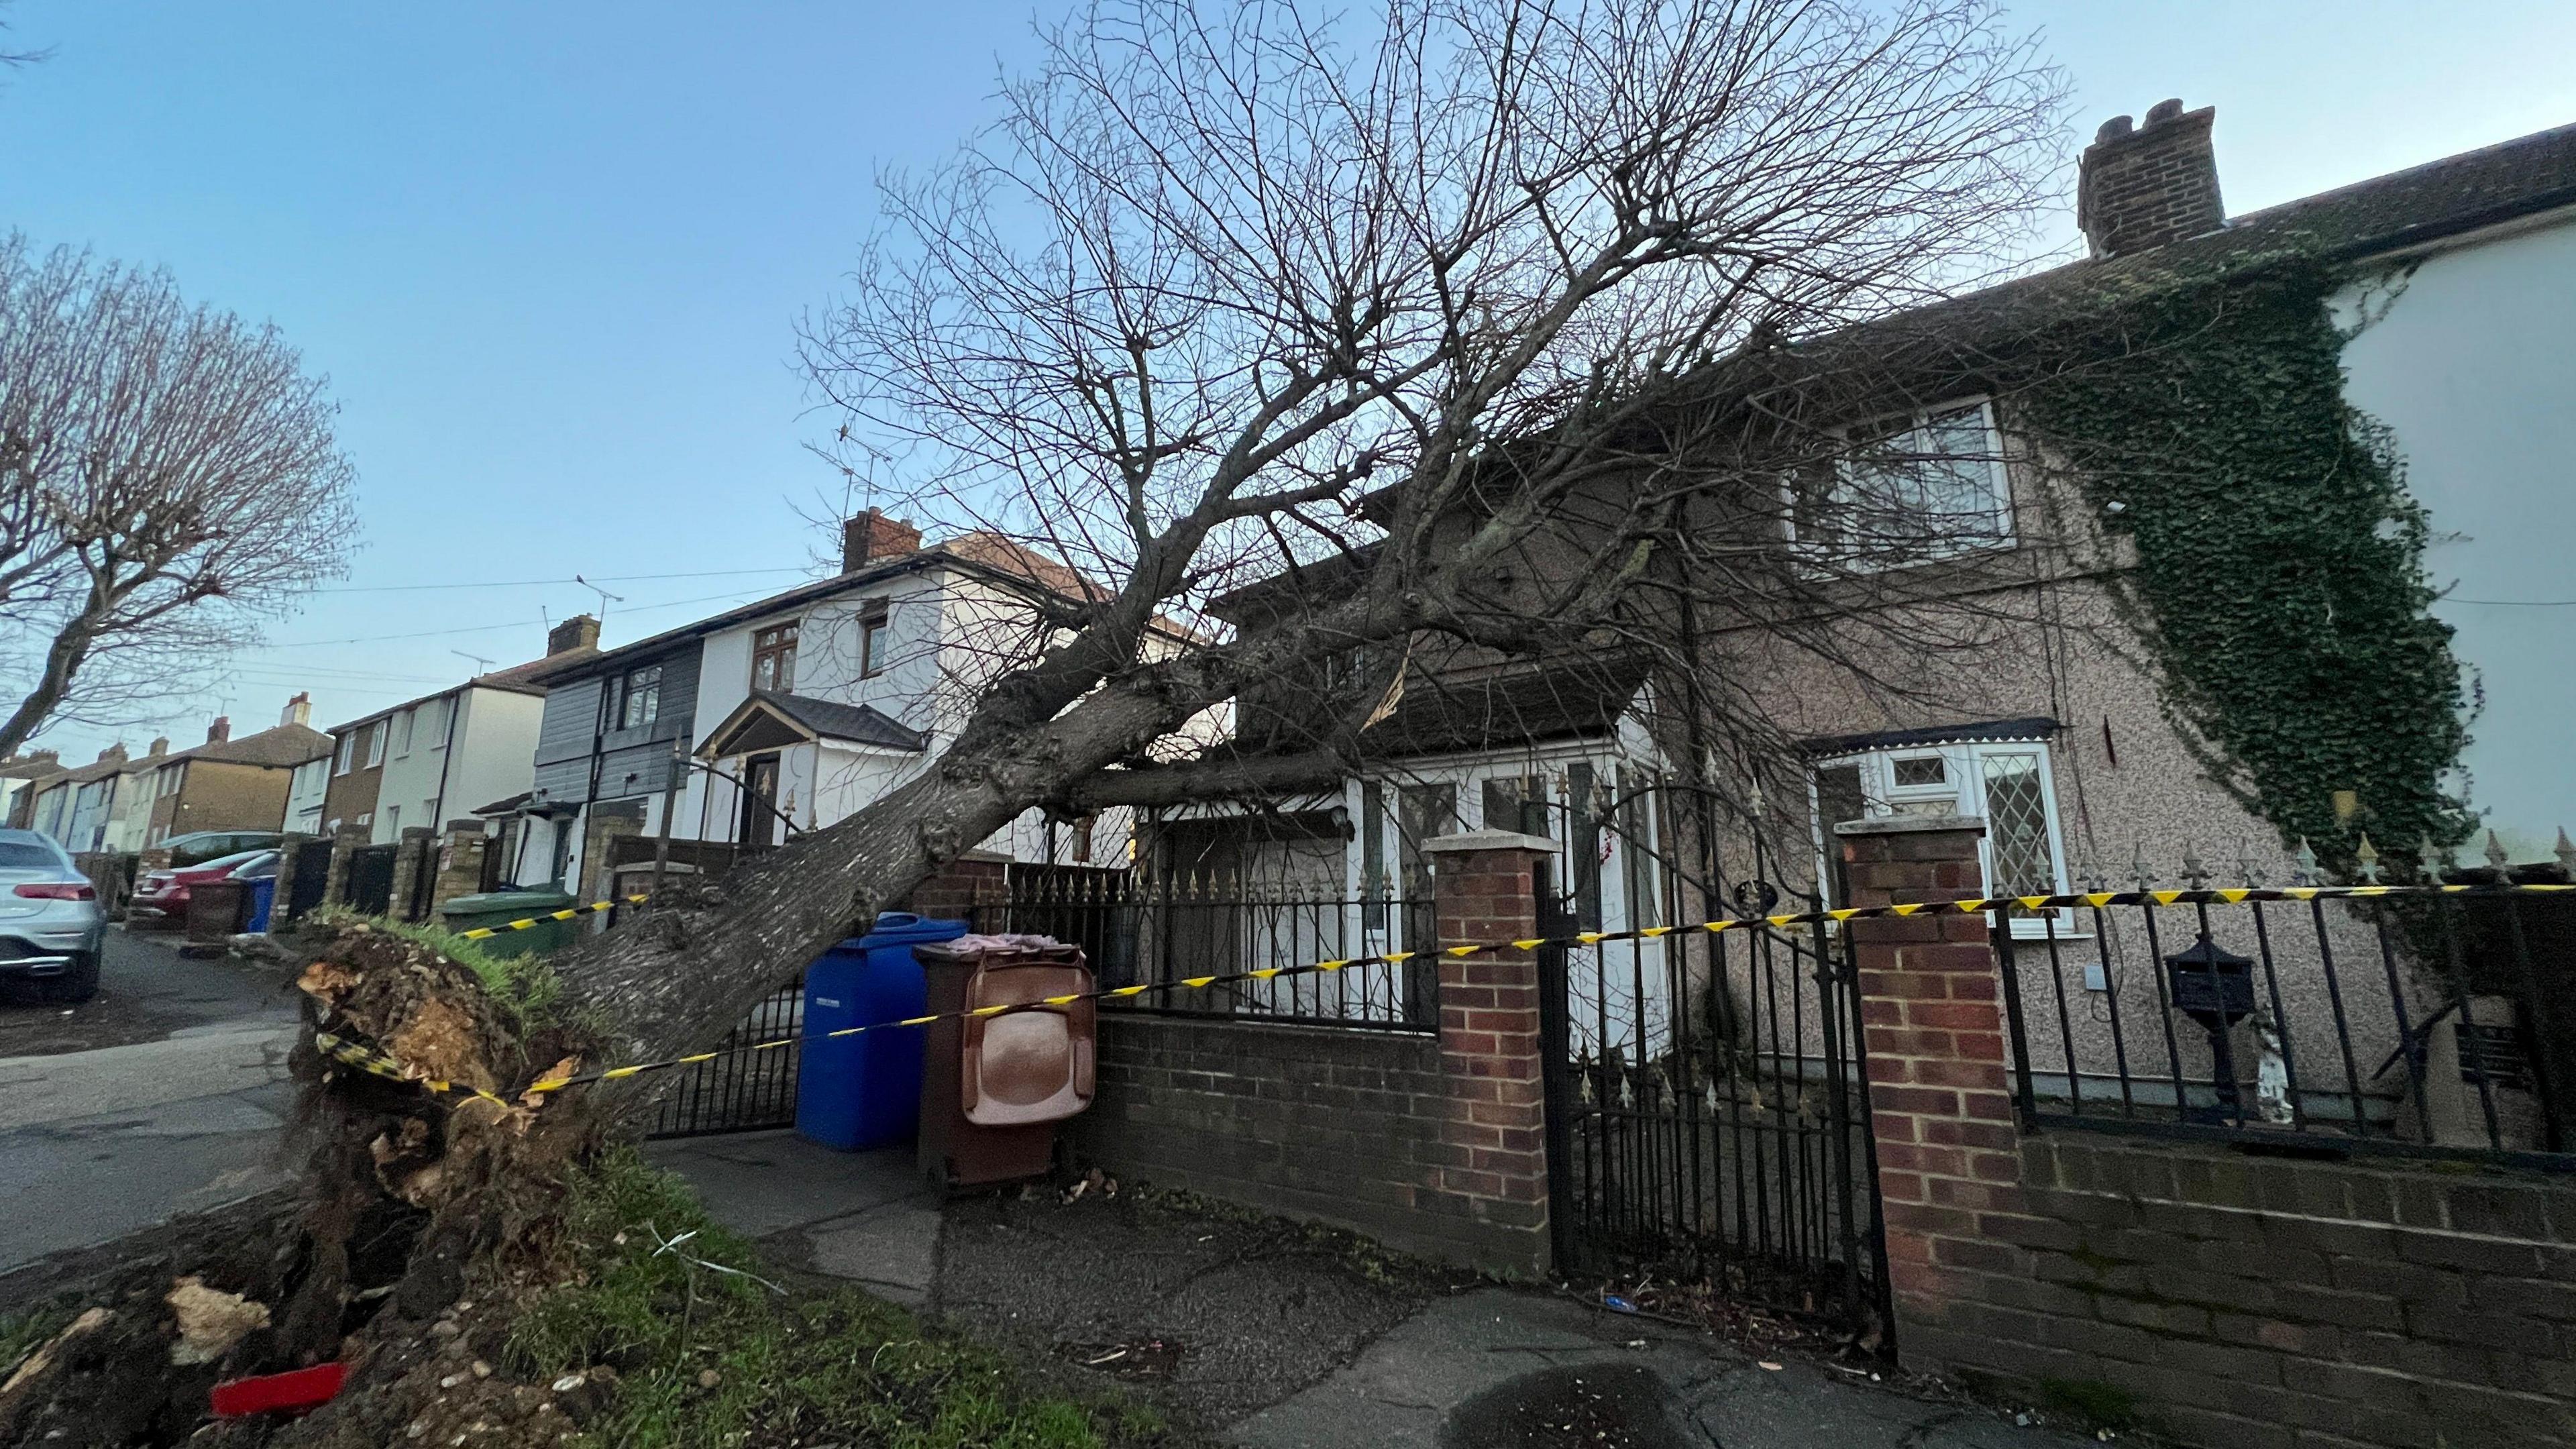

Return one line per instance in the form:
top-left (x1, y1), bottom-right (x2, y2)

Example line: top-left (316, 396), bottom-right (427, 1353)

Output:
top-left (440, 888), bottom-right (581, 959)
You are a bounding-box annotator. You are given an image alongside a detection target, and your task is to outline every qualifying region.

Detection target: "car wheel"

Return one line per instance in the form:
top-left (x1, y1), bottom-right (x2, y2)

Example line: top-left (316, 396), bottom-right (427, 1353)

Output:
top-left (48, 951), bottom-right (100, 1004)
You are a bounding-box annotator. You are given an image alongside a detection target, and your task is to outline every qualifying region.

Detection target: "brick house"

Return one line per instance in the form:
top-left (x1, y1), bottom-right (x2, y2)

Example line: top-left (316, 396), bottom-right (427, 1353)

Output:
top-left (129, 698), bottom-right (333, 848)
top-left (1128, 103), bottom-right (2576, 1159)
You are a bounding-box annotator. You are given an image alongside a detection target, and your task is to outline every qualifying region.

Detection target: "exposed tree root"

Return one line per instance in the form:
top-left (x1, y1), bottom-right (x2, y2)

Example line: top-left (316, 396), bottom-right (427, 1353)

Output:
top-left (1, 922), bottom-right (614, 1448)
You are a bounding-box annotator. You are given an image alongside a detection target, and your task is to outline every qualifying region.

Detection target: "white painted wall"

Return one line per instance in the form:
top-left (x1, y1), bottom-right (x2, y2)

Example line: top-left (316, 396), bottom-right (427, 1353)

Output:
top-left (676, 564), bottom-right (1067, 858)
top-left (2335, 209), bottom-right (2576, 863)
top-left (444, 689), bottom-right (547, 830)
top-left (365, 687), bottom-right (547, 843)
top-left (281, 755), bottom-right (330, 837)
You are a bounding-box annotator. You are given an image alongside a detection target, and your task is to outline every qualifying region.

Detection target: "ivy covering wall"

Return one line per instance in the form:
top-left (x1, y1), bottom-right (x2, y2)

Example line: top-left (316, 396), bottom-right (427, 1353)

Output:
top-left (2018, 256), bottom-right (2469, 871)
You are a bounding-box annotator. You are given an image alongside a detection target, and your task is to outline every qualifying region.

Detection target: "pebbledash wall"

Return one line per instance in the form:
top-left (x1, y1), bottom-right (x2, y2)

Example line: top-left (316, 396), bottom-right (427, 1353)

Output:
top-left (1843, 815), bottom-right (2576, 1449)
top-left (1070, 830), bottom-right (1556, 1277)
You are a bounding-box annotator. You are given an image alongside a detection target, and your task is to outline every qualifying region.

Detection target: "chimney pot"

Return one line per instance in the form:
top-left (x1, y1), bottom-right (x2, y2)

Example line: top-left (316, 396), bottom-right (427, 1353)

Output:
top-left (149, 737), bottom-right (168, 757)
top-left (842, 509), bottom-right (923, 573)
top-left (547, 614), bottom-right (602, 657)
top-left (207, 716), bottom-right (231, 744)
top-left (2076, 101), bottom-right (2222, 258)
top-left (280, 691), bottom-right (312, 728)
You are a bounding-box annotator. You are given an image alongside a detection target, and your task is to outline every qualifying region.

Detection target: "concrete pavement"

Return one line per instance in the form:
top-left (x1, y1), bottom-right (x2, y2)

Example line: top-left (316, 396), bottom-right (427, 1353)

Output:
top-left (1233, 1289), bottom-right (2090, 1449)
top-left (649, 1128), bottom-right (944, 1307)
top-left (660, 1130), bottom-right (2096, 1449)
top-left (0, 930), bottom-right (299, 1278)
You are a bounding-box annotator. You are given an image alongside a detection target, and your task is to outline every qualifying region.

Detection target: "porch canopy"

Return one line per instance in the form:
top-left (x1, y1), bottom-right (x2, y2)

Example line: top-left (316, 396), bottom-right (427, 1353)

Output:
top-left (696, 690), bottom-right (931, 759)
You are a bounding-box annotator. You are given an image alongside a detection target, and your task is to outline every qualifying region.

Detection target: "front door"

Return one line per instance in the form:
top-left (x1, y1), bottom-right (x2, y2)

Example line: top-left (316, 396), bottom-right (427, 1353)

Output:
top-left (737, 755), bottom-right (781, 851)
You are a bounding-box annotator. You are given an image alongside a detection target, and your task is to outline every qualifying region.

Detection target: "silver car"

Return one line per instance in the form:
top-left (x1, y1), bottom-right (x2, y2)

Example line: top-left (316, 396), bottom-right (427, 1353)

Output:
top-left (0, 828), bottom-right (107, 1003)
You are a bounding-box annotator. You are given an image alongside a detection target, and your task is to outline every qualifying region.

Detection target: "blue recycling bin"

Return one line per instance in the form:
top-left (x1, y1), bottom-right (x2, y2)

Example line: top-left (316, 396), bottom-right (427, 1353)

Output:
top-left (244, 876), bottom-right (277, 934)
top-left (795, 912), bottom-right (969, 1150)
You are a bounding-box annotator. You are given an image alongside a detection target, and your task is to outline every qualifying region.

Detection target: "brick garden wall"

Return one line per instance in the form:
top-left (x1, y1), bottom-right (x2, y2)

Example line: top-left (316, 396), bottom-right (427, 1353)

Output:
top-left (1842, 815), bottom-right (2576, 1449)
top-left (1071, 830), bottom-right (1554, 1277)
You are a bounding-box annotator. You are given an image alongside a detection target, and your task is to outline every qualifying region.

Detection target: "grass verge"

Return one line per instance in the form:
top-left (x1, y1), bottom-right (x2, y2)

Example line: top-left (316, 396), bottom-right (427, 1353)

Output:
top-left (299, 906), bottom-right (565, 1030)
top-left (506, 1147), bottom-right (1173, 1449)
top-left (0, 1303), bottom-right (67, 1381)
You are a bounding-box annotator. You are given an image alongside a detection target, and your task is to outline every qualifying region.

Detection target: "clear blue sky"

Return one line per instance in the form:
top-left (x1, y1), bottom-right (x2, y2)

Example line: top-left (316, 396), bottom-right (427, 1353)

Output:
top-left (4, 1), bottom-right (2571, 759)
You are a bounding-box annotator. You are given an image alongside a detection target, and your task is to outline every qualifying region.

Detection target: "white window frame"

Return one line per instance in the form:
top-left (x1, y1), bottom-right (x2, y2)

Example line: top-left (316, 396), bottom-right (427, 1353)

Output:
top-left (334, 733), bottom-right (355, 775)
top-left (364, 723), bottom-right (386, 768)
top-left (1788, 397), bottom-right (2014, 568)
top-left (393, 709), bottom-right (414, 758)
top-left (1809, 736), bottom-right (2074, 938)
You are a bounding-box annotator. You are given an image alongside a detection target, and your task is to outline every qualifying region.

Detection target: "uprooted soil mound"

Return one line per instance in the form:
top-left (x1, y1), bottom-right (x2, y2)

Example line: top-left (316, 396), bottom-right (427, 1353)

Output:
top-left (1, 920), bottom-right (612, 1448)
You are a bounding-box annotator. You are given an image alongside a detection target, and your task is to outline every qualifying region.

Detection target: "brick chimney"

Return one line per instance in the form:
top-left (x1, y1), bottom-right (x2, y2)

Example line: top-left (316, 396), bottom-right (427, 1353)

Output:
top-left (148, 737), bottom-right (168, 757)
top-left (842, 509), bottom-right (922, 573)
top-left (2076, 99), bottom-right (2223, 258)
top-left (206, 716), bottom-right (231, 745)
top-left (97, 743), bottom-right (127, 764)
top-left (280, 691), bottom-right (311, 728)
top-left (547, 614), bottom-right (601, 657)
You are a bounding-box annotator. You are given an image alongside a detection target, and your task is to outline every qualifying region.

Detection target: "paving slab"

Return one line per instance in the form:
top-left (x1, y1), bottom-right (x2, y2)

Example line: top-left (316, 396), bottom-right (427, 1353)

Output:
top-left (651, 1128), bottom-right (943, 1306)
top-left (1230, 1288), bottom-right (2096, 1449)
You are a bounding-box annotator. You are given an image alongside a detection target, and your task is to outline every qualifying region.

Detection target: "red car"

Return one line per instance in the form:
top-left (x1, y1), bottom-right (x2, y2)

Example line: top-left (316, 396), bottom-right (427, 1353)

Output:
top-left (129, 849), bottom-right (276, 926)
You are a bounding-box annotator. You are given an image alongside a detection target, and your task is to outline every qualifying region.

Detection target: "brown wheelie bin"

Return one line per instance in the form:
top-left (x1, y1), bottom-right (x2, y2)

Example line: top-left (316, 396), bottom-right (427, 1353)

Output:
top-left (914, 934), bottom-right (1096, 1191)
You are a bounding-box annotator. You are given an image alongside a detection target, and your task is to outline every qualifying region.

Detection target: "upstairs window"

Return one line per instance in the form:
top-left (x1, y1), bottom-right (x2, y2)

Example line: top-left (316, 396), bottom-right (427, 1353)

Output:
top-left (364, 722), bottom-right (386, 768)
top-left (859, 603), bottom-right (891, 680)
top-left (751, 622), bottom-right (799, 693)
top-left (1790, 400), bottom-right (2012, 565)
top-left (334, 733), bottom-right (355, 775)
top-left (617, 664), bottom-right (663, 729)
top-left (393, 709), bottom-right (414, 757)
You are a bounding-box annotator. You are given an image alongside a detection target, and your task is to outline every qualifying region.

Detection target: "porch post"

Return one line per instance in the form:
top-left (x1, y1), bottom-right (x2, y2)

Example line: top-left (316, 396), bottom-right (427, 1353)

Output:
top-left (1423, 828), bottom-right (1555, 1278)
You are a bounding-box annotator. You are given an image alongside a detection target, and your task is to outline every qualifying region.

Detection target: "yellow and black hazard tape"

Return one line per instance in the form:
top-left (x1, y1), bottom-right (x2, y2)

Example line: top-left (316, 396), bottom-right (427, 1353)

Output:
top-left (452, 895), bottom-right (651, 941)
top-left (315, 880), bottom-right (2574, 1109)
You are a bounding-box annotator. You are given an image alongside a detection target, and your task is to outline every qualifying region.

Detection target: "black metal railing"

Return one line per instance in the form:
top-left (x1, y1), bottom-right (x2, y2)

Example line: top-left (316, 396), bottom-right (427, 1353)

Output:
top-left (644, 979), bottom-right (803, 1138)
top-left (982, 863), bottom-right (1437, 1031)
top-left (1995, 879), bottom-right (2575, 1169)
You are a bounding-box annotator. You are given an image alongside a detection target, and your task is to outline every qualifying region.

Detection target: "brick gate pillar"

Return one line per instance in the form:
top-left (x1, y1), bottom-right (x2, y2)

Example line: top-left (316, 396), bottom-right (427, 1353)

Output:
top-left (904, 849), bottom-right (1010, 926)
top-left (322, 823), bottom-right (368, 908)
top-left (1423, 828), bottom-right (1556, 1278)
top-left (1834, 813), bottom-right (2027, 1366)
top-left (268, 832), bottom-right (317, 932)
top-left (388, 825), bottom-right (435, 920)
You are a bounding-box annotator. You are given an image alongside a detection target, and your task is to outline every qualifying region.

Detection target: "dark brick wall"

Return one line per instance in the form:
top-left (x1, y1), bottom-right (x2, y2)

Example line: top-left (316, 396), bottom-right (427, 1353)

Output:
top-left (1071, 832), bottom-right (1556, 1277)
top-left (1075, 1014), bottom-right (1483, 1258)
top-left (1841, 816), bottom-right (2576, 1449)
top-left (1962, 1134), bottom-right (2576, 1449)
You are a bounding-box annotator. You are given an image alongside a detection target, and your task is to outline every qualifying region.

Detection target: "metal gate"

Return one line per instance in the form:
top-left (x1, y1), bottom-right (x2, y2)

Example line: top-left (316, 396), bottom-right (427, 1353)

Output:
top-left (346, 844), bottom-right (397, 918)
top-left (284, 845), bottom-right (333, 922)
top-left (1536, 782), bottom-right (1892, 1340)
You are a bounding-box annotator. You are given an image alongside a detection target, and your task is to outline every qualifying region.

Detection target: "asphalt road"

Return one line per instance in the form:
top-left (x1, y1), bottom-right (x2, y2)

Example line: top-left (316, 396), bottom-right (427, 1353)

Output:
top-left (0, 928), bottom-right (299, 1279)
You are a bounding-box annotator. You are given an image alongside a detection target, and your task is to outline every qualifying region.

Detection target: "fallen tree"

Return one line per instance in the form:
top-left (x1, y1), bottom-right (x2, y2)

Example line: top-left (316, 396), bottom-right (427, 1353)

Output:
top-left (0, 3), bottom-right (2068, 1441)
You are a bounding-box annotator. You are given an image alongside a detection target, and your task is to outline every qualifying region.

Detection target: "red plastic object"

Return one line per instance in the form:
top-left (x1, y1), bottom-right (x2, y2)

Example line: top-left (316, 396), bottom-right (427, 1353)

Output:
top-left (210, 1362), bottom-right (349, 1418)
